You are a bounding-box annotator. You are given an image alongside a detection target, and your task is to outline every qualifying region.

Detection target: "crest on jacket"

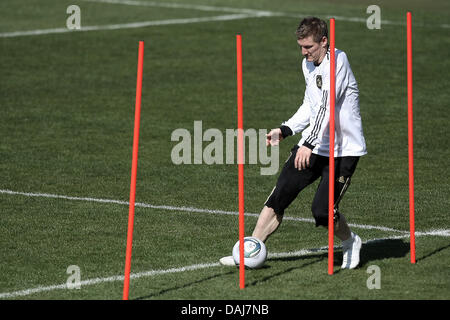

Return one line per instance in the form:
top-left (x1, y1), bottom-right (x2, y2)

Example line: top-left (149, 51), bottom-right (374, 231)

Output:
top-left (316, 75), bottom-right (322, 89)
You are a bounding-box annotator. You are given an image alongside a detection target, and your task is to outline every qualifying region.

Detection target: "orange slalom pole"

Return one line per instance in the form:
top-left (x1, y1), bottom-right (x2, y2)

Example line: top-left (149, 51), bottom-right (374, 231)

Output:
top-left (328, 18), bottom-right (336, 275)
top-left (407, 12), bottom-right (416, 264)
top-left (123, 41), bottom-right (144, 300)
top-left (236, 34), bottom-right (245, 289)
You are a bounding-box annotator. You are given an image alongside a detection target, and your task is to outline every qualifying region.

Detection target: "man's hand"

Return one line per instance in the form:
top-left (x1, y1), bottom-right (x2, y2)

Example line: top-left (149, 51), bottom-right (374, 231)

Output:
top-left (266, 128), bottom-right (283, 146)
top-left (294, 146), bottom-right (312, 170)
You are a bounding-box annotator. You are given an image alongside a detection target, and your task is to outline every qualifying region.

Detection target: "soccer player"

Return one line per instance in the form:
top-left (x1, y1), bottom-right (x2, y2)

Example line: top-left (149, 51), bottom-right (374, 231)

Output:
top-left (220, 17), bottom-right (367, 269)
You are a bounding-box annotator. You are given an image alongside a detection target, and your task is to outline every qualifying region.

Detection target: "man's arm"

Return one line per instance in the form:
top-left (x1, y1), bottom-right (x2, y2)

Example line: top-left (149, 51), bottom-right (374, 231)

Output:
top-left (266, 99), bottom-right (311, 146)
top-left (280, 92), bottom-right (312, 137)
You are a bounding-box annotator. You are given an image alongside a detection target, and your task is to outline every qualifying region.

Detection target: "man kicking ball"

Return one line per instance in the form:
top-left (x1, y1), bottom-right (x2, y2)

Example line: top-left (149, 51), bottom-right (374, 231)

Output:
top-left (220, 17), bottom-right (367, 269)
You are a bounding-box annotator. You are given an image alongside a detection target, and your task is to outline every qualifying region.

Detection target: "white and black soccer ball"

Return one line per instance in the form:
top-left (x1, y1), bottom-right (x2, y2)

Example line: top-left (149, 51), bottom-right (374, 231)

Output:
top-left (232, 237), bottom-right (267, 269)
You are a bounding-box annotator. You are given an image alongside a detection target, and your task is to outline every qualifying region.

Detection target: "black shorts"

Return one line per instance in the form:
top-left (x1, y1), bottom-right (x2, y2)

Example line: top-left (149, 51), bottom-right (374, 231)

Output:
top-left (265, 145), bottom-right (359, 227)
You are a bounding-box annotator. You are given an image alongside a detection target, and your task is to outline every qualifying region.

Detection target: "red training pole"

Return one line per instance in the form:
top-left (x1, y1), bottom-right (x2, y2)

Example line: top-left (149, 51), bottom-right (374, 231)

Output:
top-left (407, 12), bottom-right (416, 264)
top-left (328, 18), bottom-right (336, 275)
top-left (123, 41), bottom-right (144, 300)
top-left (236, 34), bottom-right (245, 289)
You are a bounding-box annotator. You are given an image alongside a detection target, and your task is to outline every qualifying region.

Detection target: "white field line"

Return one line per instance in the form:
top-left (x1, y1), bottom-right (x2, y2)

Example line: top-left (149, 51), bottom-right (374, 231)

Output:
top-left (0, 13), bottom-right (254, 38)
top-left (2, 1), bottom-right (448, 38)
top-left (84, 0), bottom-right (450, 29)
top-left (0, 262), bottom-right (220, 299)
top-left (0, 231), bottom-right (443, 299)
top-left (82, 0), bottom-right (275, 16)
top-left (0, 188), bottom-right (432, 235)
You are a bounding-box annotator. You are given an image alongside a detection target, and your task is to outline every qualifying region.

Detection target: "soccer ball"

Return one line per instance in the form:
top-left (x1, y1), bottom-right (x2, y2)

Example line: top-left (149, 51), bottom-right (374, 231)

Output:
top-left (232, 237), bottom-right (267, 269)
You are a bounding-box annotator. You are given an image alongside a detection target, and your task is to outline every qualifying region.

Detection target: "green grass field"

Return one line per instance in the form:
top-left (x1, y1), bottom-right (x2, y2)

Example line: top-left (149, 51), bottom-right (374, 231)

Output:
top-left (1, 0), bottom-right (449, 301)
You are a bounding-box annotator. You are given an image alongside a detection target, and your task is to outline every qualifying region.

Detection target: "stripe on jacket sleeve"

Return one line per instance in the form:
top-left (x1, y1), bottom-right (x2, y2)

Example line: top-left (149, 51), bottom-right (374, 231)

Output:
top-left (306, 90), bottom-right (328, 146)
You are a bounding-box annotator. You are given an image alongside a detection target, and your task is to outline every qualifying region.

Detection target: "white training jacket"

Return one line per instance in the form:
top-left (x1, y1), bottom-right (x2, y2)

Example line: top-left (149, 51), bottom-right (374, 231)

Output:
top-left (282, 48), bottom-right (367, 157)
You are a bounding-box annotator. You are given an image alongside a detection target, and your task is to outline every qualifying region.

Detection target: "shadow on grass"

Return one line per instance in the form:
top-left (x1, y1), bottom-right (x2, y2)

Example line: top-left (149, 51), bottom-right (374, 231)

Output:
top-left (416, 242), bottom-right (450, 263)
top-left (260, 238), bottom-right (411, 276)
top-left (359, 239), bottom-right (410, 267)
top-left (133, 239), bottom-right (439, 298)
top-left (133, 270), bottom-right (235, 300)
top-left (247, 255), bottom-right (325, 287)
top-left (267, 239), bottom-right (412, 268)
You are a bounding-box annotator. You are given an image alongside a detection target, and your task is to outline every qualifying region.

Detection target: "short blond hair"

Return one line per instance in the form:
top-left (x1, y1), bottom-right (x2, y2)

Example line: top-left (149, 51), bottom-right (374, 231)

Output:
top-left (296, 17), bottom-right (328, 43)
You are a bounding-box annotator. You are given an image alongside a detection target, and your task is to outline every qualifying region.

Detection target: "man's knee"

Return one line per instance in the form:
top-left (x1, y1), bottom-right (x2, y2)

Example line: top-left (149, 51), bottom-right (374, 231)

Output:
top-left (312, 202), bottom-right (342, 227)
top-left (311, 201), bottom-right (328, 227)
top-left (265, 185), bottom-right (292, 217)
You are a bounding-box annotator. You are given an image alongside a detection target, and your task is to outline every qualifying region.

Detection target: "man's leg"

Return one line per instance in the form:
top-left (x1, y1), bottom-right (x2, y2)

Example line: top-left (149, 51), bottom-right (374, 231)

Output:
top-left (252, 206), bottom-right (283, 242)
top-left (335, 212), bottom-right (351, 241)
top-left (219, 145), bottom-right (319, 266)
top-left (219, 206), bottom-right (282, 266)
top-left (333, 158), bottom-right (362, 268)
top-left (311, 157), bottom-right (362, 269)
top-left (337, 213), bottom-right (361, 269)
top-left (254, 146), bottom-right (319, 242)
